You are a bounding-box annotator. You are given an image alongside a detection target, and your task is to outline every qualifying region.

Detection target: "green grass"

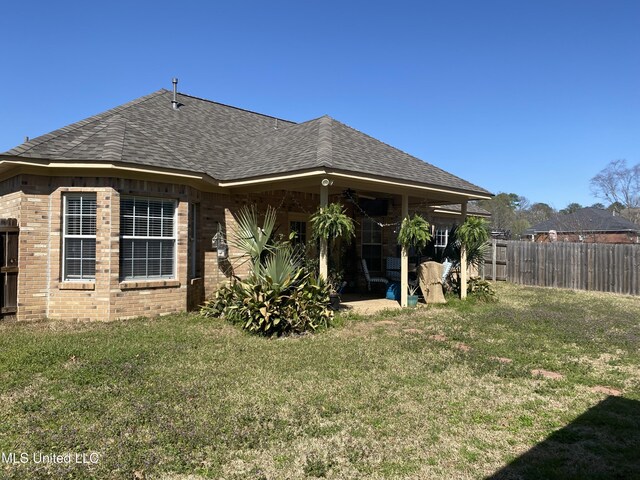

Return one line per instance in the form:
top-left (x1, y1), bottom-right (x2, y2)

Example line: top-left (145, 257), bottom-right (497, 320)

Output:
top-left (0, 284), bottom-right (639, 479)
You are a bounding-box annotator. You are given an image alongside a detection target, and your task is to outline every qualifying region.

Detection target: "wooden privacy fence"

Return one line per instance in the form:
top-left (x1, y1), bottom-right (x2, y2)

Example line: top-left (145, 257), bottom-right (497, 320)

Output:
top-left (482, 239), bottom-right (640, 296)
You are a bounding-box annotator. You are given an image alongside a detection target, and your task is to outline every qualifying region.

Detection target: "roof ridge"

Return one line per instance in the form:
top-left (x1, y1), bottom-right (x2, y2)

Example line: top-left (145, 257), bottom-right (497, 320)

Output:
top-left (316, 116), bottom-right (333, 167)
top-left (176, 92), bottom-right (297, 125)
top-left (4, 90), bottom-right (167, 157)
top-left (101, 116), bottom-right (128, 162)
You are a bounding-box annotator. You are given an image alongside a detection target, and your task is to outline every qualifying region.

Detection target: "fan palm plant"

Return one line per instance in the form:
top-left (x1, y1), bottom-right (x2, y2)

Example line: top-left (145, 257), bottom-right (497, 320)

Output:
top-left (232, 205), bottom-right (277, 267)
top-left (254, 243), bottom-right (302, 293)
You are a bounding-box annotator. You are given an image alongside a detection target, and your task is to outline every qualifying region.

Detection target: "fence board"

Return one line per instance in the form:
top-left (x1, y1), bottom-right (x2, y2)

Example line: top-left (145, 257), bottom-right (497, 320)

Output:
top-left (503, 240), bottom-right (640, 296)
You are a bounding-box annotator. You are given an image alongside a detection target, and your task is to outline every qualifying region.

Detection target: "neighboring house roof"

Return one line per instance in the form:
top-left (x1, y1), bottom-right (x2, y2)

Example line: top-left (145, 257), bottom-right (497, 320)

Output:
top-left (1, 89), bottom-right (491, 197)
top-left (525, 207), bottom-right (640, 235)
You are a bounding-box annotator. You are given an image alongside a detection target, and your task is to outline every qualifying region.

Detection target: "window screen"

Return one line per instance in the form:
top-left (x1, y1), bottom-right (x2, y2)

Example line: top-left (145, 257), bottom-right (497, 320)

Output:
top-left (120, 197), bottom-right (176, 280)
top-left (63, 194), bottom-right (97, 281)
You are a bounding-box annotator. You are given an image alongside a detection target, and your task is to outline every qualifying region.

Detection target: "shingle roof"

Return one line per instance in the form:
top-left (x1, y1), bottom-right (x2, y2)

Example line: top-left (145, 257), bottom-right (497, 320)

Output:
top-left (527, 208), bottom-right (640, 234)
top-left (2, 89), bottom-right (491, 196)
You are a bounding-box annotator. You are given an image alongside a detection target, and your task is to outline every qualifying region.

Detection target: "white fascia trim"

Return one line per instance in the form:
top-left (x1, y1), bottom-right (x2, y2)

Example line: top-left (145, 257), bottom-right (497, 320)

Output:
top-left (432, 208), bottom-right (491, 217)
top-left (0, 159), bottom-right (208, 181)
top-left (218, 170), bottom-right (327, 187)
top-left (330, 171), bottom-right (493, 200)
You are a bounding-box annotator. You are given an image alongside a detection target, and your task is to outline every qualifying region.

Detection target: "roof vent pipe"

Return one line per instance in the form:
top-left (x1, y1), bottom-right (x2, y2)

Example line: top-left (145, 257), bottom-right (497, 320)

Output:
top-left (171, 78), bottom-right (179, 109)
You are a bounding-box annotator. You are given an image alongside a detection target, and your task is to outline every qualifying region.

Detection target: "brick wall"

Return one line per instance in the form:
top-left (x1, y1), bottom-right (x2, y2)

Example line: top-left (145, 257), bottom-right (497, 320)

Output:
top-left (0, 175), bottom-right (196, 321)
top-left (0, 174), bottom-right (323, 321)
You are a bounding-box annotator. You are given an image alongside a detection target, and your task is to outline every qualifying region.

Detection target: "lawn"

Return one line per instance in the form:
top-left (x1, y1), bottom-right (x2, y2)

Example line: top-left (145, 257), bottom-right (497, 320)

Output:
top-left (0, 283), bottom-right (638, 479)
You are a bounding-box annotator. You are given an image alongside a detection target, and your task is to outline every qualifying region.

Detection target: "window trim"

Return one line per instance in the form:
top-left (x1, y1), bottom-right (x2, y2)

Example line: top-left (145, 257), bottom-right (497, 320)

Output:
top-left (189, 202), bottom-right (200, 279)
top-left (120, 196), bottom-right (178, 281)
top-left (434, 227), bottom-right (449, 249)
top-left (62, 193), bottom-right (97, 282)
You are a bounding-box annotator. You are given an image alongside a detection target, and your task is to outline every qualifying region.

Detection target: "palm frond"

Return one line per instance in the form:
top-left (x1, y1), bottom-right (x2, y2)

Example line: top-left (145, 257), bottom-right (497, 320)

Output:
top-left (232, 205), bottom-right (277, 263)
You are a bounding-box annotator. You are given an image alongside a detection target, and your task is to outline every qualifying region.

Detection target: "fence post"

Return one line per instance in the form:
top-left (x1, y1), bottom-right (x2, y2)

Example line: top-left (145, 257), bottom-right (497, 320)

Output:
top-left (492, 239), bottom-right (497, 281)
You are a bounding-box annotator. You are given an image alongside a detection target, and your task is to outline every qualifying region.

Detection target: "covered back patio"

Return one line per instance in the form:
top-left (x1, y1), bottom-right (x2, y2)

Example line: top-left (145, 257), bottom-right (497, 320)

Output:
top-left (223, 169), bottom-right (491, 307)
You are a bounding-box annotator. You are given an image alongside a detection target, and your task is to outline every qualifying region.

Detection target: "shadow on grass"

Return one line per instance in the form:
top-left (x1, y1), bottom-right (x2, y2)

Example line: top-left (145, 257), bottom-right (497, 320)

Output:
top-left (487, 396), bottom-right (640, 480)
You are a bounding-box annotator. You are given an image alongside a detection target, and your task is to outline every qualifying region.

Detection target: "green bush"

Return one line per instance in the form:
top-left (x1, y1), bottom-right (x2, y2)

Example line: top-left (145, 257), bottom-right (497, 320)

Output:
top-left (467, 277), bottom-right (498, 302)
top-left (202, 205), bottom-right (335, 336)
top-left (201, 273), bottom-right (333, 336)
top-left (449, 277), bottom-right (498, 303)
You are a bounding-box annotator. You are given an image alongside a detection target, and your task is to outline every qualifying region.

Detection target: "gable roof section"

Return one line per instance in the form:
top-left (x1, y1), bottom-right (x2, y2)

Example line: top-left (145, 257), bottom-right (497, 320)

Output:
top-left (528, 207), bottom-right (640, 234)
top-left (2, 89), bottom-right (491, 197)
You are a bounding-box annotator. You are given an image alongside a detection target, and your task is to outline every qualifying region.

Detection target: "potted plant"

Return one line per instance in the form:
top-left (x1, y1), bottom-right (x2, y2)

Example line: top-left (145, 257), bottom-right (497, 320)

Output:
top-left (407, 283), bottom-right (420, 307)
top-left (311, 202), bottom-right (355, 308)
top-left (327, 269), bottom-right (347, 311)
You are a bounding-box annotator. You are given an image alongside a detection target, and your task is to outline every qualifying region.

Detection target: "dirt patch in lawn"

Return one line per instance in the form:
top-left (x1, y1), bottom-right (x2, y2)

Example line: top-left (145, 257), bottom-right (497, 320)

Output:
top-left (590, 386), bottom-right (622, 396)
top-left (402, 328), bottom-right (423, 334)
top-left (491, 356), bottom-right (513, 364)
top-left (428, 334), bottom-right (448, 342)
top-left (531, 369), bottom-right (565, 380)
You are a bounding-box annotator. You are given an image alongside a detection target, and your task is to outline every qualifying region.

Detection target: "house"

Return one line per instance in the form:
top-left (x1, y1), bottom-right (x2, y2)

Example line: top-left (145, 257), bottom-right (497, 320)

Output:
top-left (525, 207), bottom-right (640, 244)
top-left (0, 83), bottom-right (492, 321)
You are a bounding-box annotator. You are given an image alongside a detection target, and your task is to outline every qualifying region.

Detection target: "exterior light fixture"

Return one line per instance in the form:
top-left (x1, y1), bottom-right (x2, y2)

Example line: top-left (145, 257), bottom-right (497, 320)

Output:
top-left (321, 178), bottom-right (333, 187)
top-left (212, 223), bottom-right (228, 259)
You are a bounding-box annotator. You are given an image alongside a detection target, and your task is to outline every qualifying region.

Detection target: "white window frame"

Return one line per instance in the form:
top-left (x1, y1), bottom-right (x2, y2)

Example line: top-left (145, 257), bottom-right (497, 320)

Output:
top-left (434, 227), bottom-right (449, 249)
top-left (120, 196), bottom-right (177, 281)
top-left (62, 193), bottom-right (97, 282)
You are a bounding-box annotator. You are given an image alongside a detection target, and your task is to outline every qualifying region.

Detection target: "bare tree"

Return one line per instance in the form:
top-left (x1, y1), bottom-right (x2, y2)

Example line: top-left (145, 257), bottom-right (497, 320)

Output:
top-left (590, 159), bottom-right (640, 223)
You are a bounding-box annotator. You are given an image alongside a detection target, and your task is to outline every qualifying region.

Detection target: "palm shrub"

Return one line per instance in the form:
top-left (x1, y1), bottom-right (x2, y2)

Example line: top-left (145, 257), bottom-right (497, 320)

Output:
top-left (430, 220), bottom-right (490, 270)
top-left (455, 217), bottom-right (490, 271)
top-left (201, 272), bottom-right (333, 335)
top-left (232, 205), bottom-right (277, 267)
top-left (201, 205), bottom-right (334, 336)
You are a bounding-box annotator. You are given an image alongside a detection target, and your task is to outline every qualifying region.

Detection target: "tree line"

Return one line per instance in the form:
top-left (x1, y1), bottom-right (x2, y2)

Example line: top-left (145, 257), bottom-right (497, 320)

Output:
top-left (478, 159), bottom-right (640, 238)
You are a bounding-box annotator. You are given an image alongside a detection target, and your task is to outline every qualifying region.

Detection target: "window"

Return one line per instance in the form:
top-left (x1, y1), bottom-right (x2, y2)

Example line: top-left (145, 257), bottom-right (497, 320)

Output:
top-left (434, 228), bottom-right (449, 249)
top-left (361, 217), bottom-right (383, 272)
top-left (63, 193), bottom-right (97, 281)
top-left (290, 221), bottom-right (307, 246)
top-left (120, 196), bottom-right (176, 280)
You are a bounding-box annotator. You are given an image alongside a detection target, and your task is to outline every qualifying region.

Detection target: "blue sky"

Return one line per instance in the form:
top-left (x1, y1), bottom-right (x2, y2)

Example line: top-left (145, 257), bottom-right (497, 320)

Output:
top-left (2, 0), bottom-right (638, 210)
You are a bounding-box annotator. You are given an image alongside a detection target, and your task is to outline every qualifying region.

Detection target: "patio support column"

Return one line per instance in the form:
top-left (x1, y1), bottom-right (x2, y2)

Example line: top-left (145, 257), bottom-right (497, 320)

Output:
top-left (319, 184), bottom-right (329, 280)
top-left (401, 194), bottom-right (409, 307)
top-left (460, 200), bottom-right (468, 299)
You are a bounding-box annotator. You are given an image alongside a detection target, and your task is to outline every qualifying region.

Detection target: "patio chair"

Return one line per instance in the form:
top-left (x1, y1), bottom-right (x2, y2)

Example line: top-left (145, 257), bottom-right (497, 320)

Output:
top-left (441, 259), bottom-right (453, 283)
top-left (361, 258), bottom-right (389, 292)
top-left (386, 257), bottom-right (401, 282)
